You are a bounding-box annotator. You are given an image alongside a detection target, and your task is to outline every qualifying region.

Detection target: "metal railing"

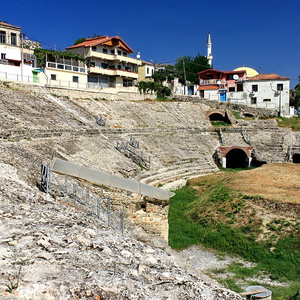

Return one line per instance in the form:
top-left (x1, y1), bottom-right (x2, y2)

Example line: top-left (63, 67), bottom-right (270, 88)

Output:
top-left (47, 62), bottom-right (86, 73)
top-left (0, 70), bottom-right (33, 82)
top-left (40, 164), bottom-right (125, 233)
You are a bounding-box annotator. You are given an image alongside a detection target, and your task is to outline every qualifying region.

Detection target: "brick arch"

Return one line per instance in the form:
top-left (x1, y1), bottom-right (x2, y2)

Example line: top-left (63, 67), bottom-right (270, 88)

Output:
top-left (220, 146), bottom-right (253, 158)
top-left (207, 110), bottom-right (226, 119)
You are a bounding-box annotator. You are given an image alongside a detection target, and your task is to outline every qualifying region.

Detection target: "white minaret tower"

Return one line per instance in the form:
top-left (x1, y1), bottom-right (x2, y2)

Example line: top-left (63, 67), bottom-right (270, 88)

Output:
top-left (207, 32), bottom-right (213, 67)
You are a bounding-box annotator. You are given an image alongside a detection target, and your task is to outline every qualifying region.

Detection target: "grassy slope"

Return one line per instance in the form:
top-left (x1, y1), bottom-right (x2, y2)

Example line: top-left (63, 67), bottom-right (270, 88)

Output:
top-left (168, 164), bottom-right (300, 299)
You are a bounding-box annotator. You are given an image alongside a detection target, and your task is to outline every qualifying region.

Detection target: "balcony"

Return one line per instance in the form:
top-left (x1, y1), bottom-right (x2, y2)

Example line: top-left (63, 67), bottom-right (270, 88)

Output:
top-left (200, 79), bottom-right (221, 85)
top-left (89, 67), bottom-right (138, 79)
top-left (88, 50), bottom-right (142, 66)
top-left (47, 62), bottom-right (87, 73)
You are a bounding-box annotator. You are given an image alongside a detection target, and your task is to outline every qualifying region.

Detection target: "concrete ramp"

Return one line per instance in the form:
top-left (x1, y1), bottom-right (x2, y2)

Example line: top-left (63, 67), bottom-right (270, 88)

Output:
top-left (51, 158), bottom-right (174, 200)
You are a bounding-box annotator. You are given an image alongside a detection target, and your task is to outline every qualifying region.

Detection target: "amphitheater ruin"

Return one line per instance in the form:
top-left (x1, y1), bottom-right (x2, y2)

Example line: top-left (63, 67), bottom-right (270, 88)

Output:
top-left (0, 80), bottom-right (299, 298)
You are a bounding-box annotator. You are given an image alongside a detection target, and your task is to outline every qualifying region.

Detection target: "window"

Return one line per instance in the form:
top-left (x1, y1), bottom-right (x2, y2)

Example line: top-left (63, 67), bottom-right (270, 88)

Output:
top-left (125, 66), bottom-right (131, 71)
top-left (117, 64), bottom-right (122, 70)
top-left (123, 52), bottom-right (127, 57)
top-left (73, 76), bottom-right (79, 83)
top-left (229, 87), bottom-right (235, 92)
top-left (92, 46), bottom-right (96, 51)
top-left (111, 50), bottom-right (114, 54)
top-left (108, 65), bottom-right (115, 69)
top-left (147, 67), bottom-right (149, 75)
top-left (252, 84), bottom-right (258, 92)
top-left (277, 84), bottom-right (283, 91)
top-left (1, 53), bottom-right (6, 59)
top-left (101, 63), bottom-right (108, 69)
top-left (227, 74), bottom-right (234, 80)
top-left (251, 97), bottom-right (257, 104)
top-left (123, 79), bottom-right (133, 87)
top-left (103, 48), bottom-right (108, 54)
top-left (237, 83), bottom-right (243, 92)
top-left (0, 31), bottom-right (6, 43)
top-left (117, 50), bottom-right (121, 55)
top-left (263, 99), bottom-right (271, 102)
top-left (51, 74), bottom-right (56, 80)
top-left (90, 61), bottom-right (95, 67)
top-left (11, 33), bottom-right (16, 45)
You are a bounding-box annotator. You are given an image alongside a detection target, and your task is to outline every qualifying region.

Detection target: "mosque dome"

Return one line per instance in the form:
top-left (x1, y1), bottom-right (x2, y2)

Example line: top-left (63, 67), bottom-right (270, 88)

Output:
top-left (233, 66), bottom-right (259, 78)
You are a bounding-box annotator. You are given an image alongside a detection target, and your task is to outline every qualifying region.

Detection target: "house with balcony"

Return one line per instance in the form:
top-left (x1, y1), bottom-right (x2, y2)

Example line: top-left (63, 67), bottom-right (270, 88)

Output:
top-left (0, 22), bottom-right (35, 82)
top-left (34, 49), bottom-right (88, 88)
top-left (198, 68), bottom-right (290, 116)
top-left (66, 36), bottom-right (142, 89)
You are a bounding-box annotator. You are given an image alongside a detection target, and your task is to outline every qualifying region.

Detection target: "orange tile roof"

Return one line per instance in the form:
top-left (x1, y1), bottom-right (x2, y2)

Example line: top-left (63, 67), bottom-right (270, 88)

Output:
top-left (198, 86), bottom-right (219, 90)
top-left (247, 73), bottom-right (289, 81)
top-left (67, 36), bottom-right (134, 53)
top-left (0, 21), bottom-right (21, 30)
top-left (198, 69), bottom-right (246, 75)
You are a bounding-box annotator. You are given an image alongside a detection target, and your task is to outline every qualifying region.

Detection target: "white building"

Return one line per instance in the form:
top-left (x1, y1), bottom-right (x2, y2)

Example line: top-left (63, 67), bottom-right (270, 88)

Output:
top-left (0, 22), bottom-right (35, 82)
top-left (66, 36), bottom-right (142, 89)
top-left (241, 73), bottom-right (290, 116)
top-left (198, 67), bottom-right (290, 116)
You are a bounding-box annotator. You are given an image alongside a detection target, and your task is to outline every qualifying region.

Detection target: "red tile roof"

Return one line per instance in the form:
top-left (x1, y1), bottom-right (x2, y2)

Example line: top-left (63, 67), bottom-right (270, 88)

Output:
top-left (0, 21), bottom-right (21, 30)
top-left (67, 36), bottom-right (134, 53)
top-left (198, 86), bottom-right (219, 90)
top-left (247, 73), bottom-right (289, 81)
top-left (198, 69), bottom-right (246, 76)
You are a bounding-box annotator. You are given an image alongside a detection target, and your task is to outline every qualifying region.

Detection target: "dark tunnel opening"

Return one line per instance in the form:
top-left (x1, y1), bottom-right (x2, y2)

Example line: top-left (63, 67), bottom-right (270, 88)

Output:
top-left (226, 149), bottom-right (248, 169)
top-left (209, 113), bottom-right (231, 125)
top-left (292, 153), bottom-right (300, 163)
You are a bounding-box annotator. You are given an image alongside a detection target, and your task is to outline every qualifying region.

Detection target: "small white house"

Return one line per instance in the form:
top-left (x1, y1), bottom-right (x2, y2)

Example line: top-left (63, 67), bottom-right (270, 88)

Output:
top-left (0, 22), bottom-right (35, 82)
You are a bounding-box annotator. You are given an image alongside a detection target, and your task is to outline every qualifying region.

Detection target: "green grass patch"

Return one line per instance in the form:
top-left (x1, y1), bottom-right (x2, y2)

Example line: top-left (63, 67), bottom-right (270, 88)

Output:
top-left (231, 110), bottom-right (242, 119)
top-left (211, 121), bottom-right (231, 127)
top-left (168, 182), bottom-right (300, 283)
top-left (276, 116), bottom-right (300, 130)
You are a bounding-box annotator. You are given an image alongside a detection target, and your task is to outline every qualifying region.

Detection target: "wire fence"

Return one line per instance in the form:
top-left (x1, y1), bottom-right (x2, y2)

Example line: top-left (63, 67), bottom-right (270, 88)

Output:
top-left (41, 165), bottom-right (125, 233)
top-left (0, 70), bottom-right (34, 83)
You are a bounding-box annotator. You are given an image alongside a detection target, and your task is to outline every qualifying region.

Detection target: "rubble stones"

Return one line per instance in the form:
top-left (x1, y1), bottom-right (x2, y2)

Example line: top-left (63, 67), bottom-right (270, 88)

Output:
top-left (0, 161), bottom-right (242, 299)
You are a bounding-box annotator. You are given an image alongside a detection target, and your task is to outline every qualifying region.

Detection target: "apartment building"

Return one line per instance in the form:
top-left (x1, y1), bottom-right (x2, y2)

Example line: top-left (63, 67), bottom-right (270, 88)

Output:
top-left (66, 36), bottom-right (142, 89)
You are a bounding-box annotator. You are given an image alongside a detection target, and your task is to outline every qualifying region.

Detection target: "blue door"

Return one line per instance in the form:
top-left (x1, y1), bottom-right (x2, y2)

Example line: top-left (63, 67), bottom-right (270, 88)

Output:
top-left (220, 92), bottom-right (227, 102)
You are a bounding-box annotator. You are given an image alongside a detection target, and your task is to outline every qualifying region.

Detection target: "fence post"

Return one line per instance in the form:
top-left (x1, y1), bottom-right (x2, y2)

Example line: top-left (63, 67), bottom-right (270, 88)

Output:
top-left (64, 176), bottom-right (68, 194)
top-left (72, 183), bottom-right (78, 204)
top-left (120, 210), bottom-right (125, 234)
top-left (40, 164), bottom-right (50, 194)
top-left (97, 198), bottom-right (101, 219)
top-left (107, 198), bottom-right (111, 227)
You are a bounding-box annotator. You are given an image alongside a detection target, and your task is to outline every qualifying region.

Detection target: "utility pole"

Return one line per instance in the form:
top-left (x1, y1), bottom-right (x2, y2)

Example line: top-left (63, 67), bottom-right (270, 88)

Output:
top-left (183, 59), bottom-right (187, 95)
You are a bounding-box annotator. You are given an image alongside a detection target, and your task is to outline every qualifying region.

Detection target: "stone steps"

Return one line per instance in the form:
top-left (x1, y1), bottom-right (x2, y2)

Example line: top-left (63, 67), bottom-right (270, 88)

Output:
top-left (137, 158), bottom-right (213, 179)
top-left (139, 163), bottom-right (219, 186)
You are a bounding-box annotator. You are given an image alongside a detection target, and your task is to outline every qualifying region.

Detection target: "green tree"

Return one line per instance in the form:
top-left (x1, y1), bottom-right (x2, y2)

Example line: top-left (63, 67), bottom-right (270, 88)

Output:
top-left (290, 78), bottom-right (300, 109)
top-left (175, 54), bottom-right (210, 84)
top-left (74, 37), bottom-right (86, 45)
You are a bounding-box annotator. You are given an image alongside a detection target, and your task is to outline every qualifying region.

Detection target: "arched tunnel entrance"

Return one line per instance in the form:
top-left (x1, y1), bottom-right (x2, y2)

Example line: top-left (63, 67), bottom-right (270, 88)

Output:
top-left (226, 149), bottom-right (249, 168)
top-left (209, 113), bottom-right (231, 125)
top-left (292, 153), bottom-right (300, 163)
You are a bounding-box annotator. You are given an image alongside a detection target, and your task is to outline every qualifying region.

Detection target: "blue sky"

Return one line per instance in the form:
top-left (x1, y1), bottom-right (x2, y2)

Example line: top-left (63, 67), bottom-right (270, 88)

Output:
top-left (2, 0), bottom-right (299, 87)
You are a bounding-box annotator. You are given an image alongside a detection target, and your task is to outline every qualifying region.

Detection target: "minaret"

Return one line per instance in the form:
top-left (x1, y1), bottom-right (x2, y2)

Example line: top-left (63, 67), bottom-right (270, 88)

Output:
top-left (207, 32), bottom-right (213, 67)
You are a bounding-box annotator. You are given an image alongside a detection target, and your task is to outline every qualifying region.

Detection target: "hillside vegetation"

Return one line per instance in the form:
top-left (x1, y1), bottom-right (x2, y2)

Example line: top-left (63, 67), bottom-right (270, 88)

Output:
top-left (169, 164), bottom-right (300, 299)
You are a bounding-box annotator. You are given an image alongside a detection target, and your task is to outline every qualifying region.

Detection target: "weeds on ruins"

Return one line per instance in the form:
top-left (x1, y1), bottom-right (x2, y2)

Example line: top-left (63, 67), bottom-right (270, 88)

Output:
top-left (168, 164), bottom-right (300, 299)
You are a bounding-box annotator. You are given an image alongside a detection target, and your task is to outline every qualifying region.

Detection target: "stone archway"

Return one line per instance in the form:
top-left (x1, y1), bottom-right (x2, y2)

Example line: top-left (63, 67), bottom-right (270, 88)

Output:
top-left (292, 153), bottom-right (300, 163)
top-left (208, 111), bottom-right (231, 125)
top-left (219, 146), bottom-right (253, 169)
